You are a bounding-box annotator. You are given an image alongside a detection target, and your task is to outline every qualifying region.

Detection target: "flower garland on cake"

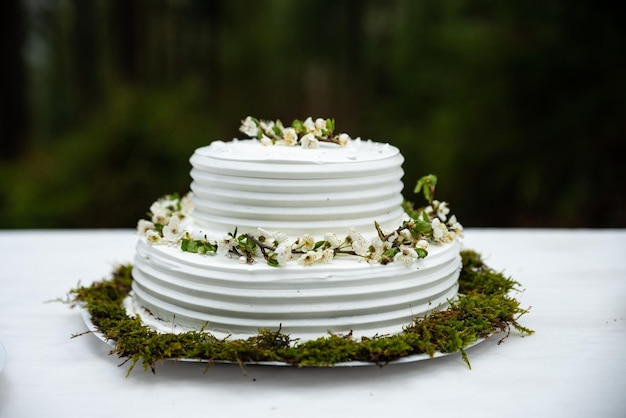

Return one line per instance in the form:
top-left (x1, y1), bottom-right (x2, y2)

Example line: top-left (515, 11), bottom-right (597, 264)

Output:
top-left (239, 116), bottom-right (349, 148)
top-left (136, 174), bottom-right (464, 267)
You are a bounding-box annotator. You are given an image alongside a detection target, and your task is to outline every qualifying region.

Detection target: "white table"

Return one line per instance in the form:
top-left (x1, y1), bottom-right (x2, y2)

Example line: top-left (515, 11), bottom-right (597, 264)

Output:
top-left (1, 229), bottom-right (625, 418)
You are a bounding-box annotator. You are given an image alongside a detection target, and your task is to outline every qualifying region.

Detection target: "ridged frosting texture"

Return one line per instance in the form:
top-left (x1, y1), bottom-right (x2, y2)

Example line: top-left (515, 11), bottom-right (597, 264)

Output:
top-left (189, 138), bottom-right (406, 236)
top-left (130, 137), bottom-right (462, 341)
top-left (131, 238), bottom-right (461, 341)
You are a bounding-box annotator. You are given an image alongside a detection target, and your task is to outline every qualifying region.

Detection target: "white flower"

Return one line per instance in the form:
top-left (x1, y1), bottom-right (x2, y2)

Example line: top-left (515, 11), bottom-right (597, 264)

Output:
top-left (298, 250), bottom-right (321, 266)
top-left (303, 117), bottom-right (316, 133)
top-left (431, 218), bottom-right (452, 243)
top-left (239, 256), bottom-right (248, 264)
top-left (386, 231), bottom-right (398, 244)
top-left (435, 200), bottom-right (450, 222)
top-left (449, 216), bottom-right (464, 237)
top-left (347, 229), bottom-right (369, 256)
top-left (146, 229), bottom-right (163, 245)
top-left (259, 120), bottom-right (275, 135)
top-left (149, 200), bottom-right (166, 215)
top-left (296, 234), bottom-right (316, 252)
top-left (256, 227), bottom-right (271, 240)
top-left (240, 116), bottom-right (259, 137)
top-left (137, 219), bottom-right (155, 236)
top-left (324, 232), bottom-right (341, 249)
top-left (300, 133), bottom-right (319, 149)
top-left (217, 234), bottom-right (237, 256)
top-left (416, 239), bottom-right (429, 250)
top-left (179, 193), bottom-right (194, 216)
top-left (314, 118), bottom-right (326, 136)
top-left (280, 127), bottom-right (298, 146)
top-left (151, 212), bottom-right (170, 226)
top-left (260, 134), bottom-right (273, 146)
top-left (394, 245), bottom-right (418, 266)
top-left (189, 229), bottom-right (208, 241)
top-left (274, 243), bottom-right (292, 266)
top-left (320, 248), bottom-right (334, 264)
top-left (366, 237), bottom-right (387, 264)
top-left (273, 231), bottom-right (289, 244)
top-left (338, 133), bottom-right (350, 147)
top-left (162, 216), bottom-right (184, 243)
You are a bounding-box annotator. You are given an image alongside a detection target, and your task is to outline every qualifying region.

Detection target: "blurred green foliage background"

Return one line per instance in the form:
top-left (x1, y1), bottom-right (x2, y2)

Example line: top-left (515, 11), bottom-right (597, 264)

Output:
top-left (1, 0), bottom-right (624, 229)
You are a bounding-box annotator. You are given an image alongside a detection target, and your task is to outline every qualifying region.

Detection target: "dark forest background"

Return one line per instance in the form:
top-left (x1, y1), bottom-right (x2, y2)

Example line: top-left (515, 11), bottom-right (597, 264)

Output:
top-left (0, 0), bottom-right (624, 229)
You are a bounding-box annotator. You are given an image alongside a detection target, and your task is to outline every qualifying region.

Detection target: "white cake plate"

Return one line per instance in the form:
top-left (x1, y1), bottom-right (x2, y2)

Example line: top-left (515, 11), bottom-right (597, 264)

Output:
top-left (79, 306), bottom-right (485, 368)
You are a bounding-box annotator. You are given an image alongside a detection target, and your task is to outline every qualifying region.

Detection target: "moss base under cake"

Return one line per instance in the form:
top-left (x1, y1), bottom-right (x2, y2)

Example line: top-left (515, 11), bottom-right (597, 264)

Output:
top-left (67, 249), bottom-right (533, 374)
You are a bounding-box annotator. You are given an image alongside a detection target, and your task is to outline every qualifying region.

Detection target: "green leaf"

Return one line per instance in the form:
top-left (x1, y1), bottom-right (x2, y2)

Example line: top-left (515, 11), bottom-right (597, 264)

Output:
top-left (267, 256), bottom-right (280, 267)
top-left (415, 248), bottom-right (428, 259)
top-left (412, 219), bottom-right (432, 234)
top-left (181, 239), bottom-right (198, 253)
top-left (292, 119), bottom-right (304, 133)
top-left (414, 174), bottom-right (437, 204)
top-left (314, 240), bottom-right (326, 250)
top-left (326, 118), bottom-right (335, 132)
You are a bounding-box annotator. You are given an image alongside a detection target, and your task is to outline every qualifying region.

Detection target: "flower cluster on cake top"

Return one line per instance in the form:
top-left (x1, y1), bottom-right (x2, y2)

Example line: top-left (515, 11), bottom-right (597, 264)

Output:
top-left (239, 116), bottom-right (350, 148)
top-left (136, 174), bottom-right (463, 267)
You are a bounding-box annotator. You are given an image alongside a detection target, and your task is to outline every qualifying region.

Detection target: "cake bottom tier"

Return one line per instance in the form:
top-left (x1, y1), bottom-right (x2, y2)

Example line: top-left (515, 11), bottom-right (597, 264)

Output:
top-left (130, 239), bottom-right (462, 341)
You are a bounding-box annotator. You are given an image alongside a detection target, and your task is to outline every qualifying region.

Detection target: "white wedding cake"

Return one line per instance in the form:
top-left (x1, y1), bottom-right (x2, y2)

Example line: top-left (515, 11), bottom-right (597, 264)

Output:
top-left (130, 117), bottom-right (463, 341)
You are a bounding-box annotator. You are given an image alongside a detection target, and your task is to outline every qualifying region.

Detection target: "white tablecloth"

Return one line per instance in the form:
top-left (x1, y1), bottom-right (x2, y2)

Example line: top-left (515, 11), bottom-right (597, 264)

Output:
top-left (1, 229), bottom-right (625, 418)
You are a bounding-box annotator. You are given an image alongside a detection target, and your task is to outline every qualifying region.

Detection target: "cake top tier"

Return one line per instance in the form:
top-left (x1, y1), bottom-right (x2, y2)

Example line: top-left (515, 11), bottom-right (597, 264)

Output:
top-left (190, 137), bottom-right (403, 179)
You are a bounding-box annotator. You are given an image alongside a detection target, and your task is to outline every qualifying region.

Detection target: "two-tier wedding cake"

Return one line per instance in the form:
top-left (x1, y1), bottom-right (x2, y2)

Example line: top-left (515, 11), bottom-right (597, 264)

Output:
top-left (130, 117), bottom-right (463, 341)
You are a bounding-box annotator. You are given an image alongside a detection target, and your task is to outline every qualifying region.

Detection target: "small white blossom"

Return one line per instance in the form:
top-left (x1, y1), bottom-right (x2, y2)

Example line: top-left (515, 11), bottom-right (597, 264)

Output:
top-left (338, 133), bottom-right (350, 147)
top-left (300, 133), bottom-right (319, 149)
top-left (146, 229), bottom-right (163, 245)
top-left (189, 229), bottom-right (208, 241)
top-left (259, 120), bottom-right (275, 135)
top-left (217, 234), bottom-right (237, 256)
top-left (280, 127), bottom-right (298, 146)
top-left (320, 248), bottom-right (335, 264)
top-left (394, 245), bottom-right (418, 266)
top-left (296, 234), bottom-right (316, 252)
top-left (239, 256), bottom-right (248, 264)
top-left (435, 200), bottom-right (450, 222)
top-left (449, 216), bottom-right (464, 237)
top-left (151, 213), bottom-right (170, 226)
top-left (149, 200), bottom-right (166, 216)
top-left (431, 218), bottom-right (452, 243)
top-left (399, 229), bottom-right (412, 241)
top-left (274, 243), bottom-right (292, 266)
top-left (324, 232), bottom-right (342, 249)
top-left (240, 116), bottom-right (259, 137)
top-left (256, 227), bottom-right (272, 240)
top-left (367, 237), bottom-right (387, 264)
top-left (179, 193), bottom-right (194, 216)
top-left (416, 239), bottom-right (429, 250)
top-left (162, 216), bottom-right (184, 243)
top-left (303, 117), bottom-right (316, 133)
top-left (347, 229), bottom-right (369, 256)
top-left (260, 134), bottom-right (273, 146)
top-left (314, 118), bottom-right (326, 136)
top-left (298, 250), bottom-right (321, 266)
top-left (386, 231), bottom-right (398, 244)
top-left (273, 231), bottom-right (289, 244)
top-left (137, 219), bottom-right (155, 236)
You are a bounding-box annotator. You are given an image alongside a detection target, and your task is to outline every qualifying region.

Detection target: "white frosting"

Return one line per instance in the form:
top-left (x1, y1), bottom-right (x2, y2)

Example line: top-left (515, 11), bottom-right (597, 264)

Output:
top-left (130, 137), bottom-right (462, 341)
top-left (189, 139), bottom-right (406, 236)
top-left (131, 238), bottom-right (460, 341)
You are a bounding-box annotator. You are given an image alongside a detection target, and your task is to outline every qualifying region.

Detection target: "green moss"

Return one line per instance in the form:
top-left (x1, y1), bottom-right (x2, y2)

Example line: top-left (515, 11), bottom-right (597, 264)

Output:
top-left (67, 250), bottom-right (533, 373)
